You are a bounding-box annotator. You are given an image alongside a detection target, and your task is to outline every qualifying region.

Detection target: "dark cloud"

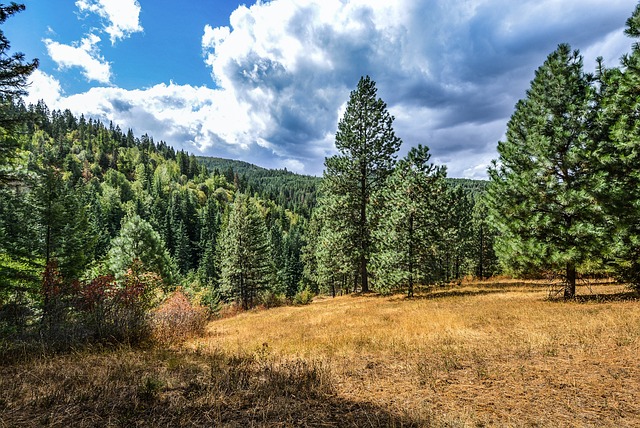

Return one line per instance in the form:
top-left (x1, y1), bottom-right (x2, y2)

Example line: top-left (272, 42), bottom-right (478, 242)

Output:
top-left (109, 98), bottom-right (133, 113)
top-left (51, 0), bottom-right (638, 178)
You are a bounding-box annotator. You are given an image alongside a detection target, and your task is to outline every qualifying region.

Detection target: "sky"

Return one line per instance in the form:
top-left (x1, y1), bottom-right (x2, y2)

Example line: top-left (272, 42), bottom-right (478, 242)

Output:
top-left (6, 0), bottom-right (637, 178)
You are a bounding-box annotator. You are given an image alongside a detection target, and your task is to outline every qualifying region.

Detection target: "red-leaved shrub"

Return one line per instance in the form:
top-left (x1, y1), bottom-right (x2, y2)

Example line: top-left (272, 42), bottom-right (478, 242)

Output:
top-left (151, 289), bottom-right (208, 345)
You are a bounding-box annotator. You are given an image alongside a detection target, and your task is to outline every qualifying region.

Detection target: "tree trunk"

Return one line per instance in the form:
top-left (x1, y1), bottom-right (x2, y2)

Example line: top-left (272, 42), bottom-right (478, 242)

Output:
top-left (360, 162), bottom-right (369, 293)
top-left (408, 212), bottom-right (414, 298)
top-left (360, 255), bottom-right (369, 293)
top-left (478, 223), bottom-right (484, 279)
top-left (564, 263), bottom-right (576, 299)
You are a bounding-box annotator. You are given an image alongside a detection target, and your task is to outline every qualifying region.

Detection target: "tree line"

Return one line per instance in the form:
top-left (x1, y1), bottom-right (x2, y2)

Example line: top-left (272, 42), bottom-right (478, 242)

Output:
top-left (5, 2), bottom-right (640, 346)
top-left (301, 76), bottom-right (497, 297)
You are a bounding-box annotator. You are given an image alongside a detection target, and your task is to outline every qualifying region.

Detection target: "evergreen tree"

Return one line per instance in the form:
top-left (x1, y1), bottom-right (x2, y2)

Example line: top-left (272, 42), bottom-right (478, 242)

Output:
top-left (312, 188), bottom-right (359, 295)
top-left (282, 221), bottom-right (305, 298)
top-left (218, 193), bottom-right (274, 309)
top-left (436, 185), bottom-right (474, 283)
top-left (107, 214), bottom-right (175, 285)
top-left (0, 3), bottom-right (38, 184)
top-left (197, 196), bottom-right (221, 287)
top-left (471, 196), bottom-right (499, 279)
top-left (0, 3), bottom-right (38, 98)
top-left (322, 76), bottom-right (401, 292)
top-left (487, 44), bottom-right (600, 298)
top-left (591, 4), bottom-right (640, 288)
top-left (372, 145), bottom-right (447, 296)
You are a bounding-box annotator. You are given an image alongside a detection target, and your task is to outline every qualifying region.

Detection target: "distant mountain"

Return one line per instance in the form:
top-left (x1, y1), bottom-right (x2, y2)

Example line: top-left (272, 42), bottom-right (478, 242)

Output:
top-left (197, 157), bottom-right (320, 217)
top-left (197, 156), bottom-right (488, 215)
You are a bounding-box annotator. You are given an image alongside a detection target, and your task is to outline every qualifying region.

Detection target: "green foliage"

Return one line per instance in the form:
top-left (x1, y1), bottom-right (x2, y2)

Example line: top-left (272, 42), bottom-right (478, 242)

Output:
top-left (591, 4), bottom-right (640, 289)
top-left (487, 44), bottom-right (601, 298)
top-left (0, 3), bottom-right (39, 164)
top-left (106, 214), bottom-right (176, 285)
top-left (292, 288), bottom-right (314, 305)
top-left (320, 75), bottom-right (402, 293)
top-left (471, 196), bottom-right (499, 279)
top-left (0, 90), bottom-right (312, 344)
top-left (372, 145), bottom-right (447, 296)
top-left (218, 193), bottom-right (275, 309)
top-left (197, 156), bottom-right (320, 217)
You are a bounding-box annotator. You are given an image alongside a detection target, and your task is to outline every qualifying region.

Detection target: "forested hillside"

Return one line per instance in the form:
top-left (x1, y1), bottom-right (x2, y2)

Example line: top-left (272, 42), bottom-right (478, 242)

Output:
top-left (0, 96), bottom-right (314, 341)
top-left (196, 156), bottom-right (320, 217)
top-left (5, 2), bottom-right (640, 350)
top-left (196, 156), bottom-right (488, 218)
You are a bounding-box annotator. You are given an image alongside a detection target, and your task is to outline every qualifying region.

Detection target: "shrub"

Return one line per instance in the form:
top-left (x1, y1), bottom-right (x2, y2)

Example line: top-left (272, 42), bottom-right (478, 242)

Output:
top-left (150, 289), bottom-right (208, 345)
top-left (74, 259), bottom-right (163, 343)
top-left (258, 290), bottom-right (287, 308)
top-left (293, 288), bottom-right (314, 305)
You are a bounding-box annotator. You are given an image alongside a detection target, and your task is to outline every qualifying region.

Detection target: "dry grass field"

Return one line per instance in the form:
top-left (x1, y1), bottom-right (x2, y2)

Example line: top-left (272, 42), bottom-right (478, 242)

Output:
top-left (2, 283), bottom-right (640, 427)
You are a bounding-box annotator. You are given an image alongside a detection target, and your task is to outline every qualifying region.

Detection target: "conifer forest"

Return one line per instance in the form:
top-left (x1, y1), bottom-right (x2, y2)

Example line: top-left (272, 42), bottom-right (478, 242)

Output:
top-left (5, 3), bottom-right (640, 427)
top-left (2, 2), bottom-right (640, 343)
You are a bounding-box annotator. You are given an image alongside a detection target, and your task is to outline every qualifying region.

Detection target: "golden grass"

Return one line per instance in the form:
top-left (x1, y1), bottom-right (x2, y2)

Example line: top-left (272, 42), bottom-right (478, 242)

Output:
top-left (3, 283), bottom-right (640, 427)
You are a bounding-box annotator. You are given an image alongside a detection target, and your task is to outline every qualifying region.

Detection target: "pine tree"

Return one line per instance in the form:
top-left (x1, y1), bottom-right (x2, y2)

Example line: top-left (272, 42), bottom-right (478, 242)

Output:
top-left (372, 145), bottom-right (447, 296)
top-left (471, 196), bottom-right (499, 279)
top-left (106, 214), bottom-right (175, 285)
top-left (282, 221), bottom-right (304, 298)
top-left (218, 193), bottom-right (274, 309)
top-left (321, 76), bottom-right (401, 292)
top-left (0, 3), bottom-right (38, 184)
top-left (487, 44), bottom-right (600, 298)
top-left (313, 187), bottom-right (359, 295)
top-left (197, 196), bottom-right (221, 287)
top-left (436, 185), bottom-right (474, 283)
top-left (0, 3), bottom-right (38, 98)
top-left (591, 3), bottom-right (640, 287)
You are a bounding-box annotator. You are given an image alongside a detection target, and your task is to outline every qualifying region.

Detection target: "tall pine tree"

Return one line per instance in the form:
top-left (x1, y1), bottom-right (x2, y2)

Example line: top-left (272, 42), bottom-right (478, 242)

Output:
top-left (372, 145), bottom-right (447, 296)
top-left (321, 76), bottom-right (401, 293)
top-left (487, 44), bottom-right (601, 298)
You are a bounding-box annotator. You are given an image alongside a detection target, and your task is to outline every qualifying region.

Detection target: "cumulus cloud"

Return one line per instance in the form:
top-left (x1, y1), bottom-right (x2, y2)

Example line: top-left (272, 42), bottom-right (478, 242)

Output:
top-left (34, 0), bottom-right (637, 177)
top-left (75, 0), bottom-right (143, 44)
top-left (24, 70), bottom-right (63, 107)
top-left (44, 34), bottom-right (111, 83)
top-left (196, 0), bottom-right (634, 177)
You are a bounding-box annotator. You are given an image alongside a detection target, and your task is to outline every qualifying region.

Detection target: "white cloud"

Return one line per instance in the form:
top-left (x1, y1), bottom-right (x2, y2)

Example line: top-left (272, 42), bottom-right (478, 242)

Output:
top-left (196, 0), bottom-right (634, 177)
top-left (24, 70), bottom-right (63, 107)
top-left (41, 81), bottom-right (275, 166)
top-left (44, 34), bottom-right (111, 84)
top-left (33, 0), bottom-right (638, 177)
top-left (75, 0), bottom-right (143, 44)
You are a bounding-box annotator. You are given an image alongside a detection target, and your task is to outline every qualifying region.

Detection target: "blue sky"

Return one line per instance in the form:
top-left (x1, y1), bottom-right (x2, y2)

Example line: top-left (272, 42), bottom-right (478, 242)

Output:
top-left (6, 0), bottom-right (637, 177)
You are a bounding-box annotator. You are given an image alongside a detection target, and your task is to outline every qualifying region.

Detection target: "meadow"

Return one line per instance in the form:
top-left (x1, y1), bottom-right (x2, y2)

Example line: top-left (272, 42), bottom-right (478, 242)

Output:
top-left (2, 282), bottom-right (640, 427)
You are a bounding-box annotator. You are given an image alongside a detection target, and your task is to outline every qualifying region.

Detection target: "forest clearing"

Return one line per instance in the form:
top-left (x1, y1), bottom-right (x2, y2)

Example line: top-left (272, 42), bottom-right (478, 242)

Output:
top-left (4, 2), bottom-right (640, 427)
top-left (3, 282), bottom-right (639, 427)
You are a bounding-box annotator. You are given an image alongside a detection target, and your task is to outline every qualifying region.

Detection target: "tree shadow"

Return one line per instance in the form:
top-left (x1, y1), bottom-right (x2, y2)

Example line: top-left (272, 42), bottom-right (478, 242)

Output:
top-left (409, 288), bottom-right (507, 300)
top-left (573, 291), bottom-right (640, 303)
top-left (1, 348), bottom-right (424, 427)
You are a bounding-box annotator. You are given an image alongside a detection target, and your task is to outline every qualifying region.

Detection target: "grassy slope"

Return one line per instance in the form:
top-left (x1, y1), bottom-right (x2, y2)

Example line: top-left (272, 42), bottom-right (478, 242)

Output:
top-left (3, 284), bottom-right (640, 427)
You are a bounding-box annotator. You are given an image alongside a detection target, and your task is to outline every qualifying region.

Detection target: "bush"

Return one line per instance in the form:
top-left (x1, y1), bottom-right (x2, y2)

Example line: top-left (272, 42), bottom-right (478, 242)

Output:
top-left (293, 288), bottom-right (314, 305)
top-left (74, 260), bottom-right (163, 343)
top-left (258, 290), bottom-right (287, 308)
top-left (150, 289), bottom-right (208, 345)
